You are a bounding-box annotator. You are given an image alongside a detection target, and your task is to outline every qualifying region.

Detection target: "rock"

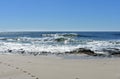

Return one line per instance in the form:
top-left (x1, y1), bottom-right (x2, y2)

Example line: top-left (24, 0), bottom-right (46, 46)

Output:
top-left (65, 48), bottom-right (107, 57)
top-left (65, 48), bottom-right (96, 56)
top-left (33, 52), bottom-right (39, 56)
top-left (76, 48), bottom-right (95, 56)
top-left (93, 53), bottom-right (106, 57)
top-left (21, 50), bottom-right (25, 54)
top-left (8, 49), bottom-right (12, 52)
top-left (102, 48), bottom-right (120, 57)
top-left (40, 51), bottom-right (49, 55)
top-left (18, 49), bottom-right (25, 54)
top-left (65, 48), bottom-right (120, 57)
top-left (55, 53), bottom-right (64, 55)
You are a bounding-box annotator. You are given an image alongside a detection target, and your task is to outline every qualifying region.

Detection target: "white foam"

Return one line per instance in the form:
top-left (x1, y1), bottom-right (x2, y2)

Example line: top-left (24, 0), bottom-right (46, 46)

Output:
top-left (41, 33), bottom-right (78, 37)
top-left (0, 38), bottom-right (120, 55)
top-left (0, 41), bottom-right (79, 54)
top-left (85, 40), bottom-right (120, 54)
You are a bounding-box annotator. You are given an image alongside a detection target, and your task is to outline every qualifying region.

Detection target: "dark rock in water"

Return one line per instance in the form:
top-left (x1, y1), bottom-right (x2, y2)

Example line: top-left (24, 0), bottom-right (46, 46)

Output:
top-left (8, 49), bottom-right (12, 52)
top-left (68, 48), bottom-right (120, 57)
top-left (18, 49), bottom-right (25, 54)
top-left (40, 51), bottom-right (48, 55)
top-left (33, 52), bottom-right (39, 56)
top-left (27, 52), bottom-right (39, 56)
top-left (77, 48), bottom-right (95, 55)
top-left (65, 48), bottom-right (107, 57)
top-left (115, 42), bottom-right (120, 44)
top-left (93, 53), bottom-right (106, 57)
top-left (28, 52), bottom-right (33, 55)
top-left (21, 50), bottom-right (25, 54)
top-left (102, 48), bottom-right (120, 57)
top-left (65, 48), bottom-right (96, 56)
top-left (19, 49), bottom-right (24, 50)
top-left (41, 51), bottom-right (48, 54)
top-left (55, 53), bottom-right (64, 55)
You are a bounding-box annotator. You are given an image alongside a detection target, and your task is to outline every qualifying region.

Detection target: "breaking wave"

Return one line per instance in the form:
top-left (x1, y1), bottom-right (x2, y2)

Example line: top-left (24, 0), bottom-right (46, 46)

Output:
top-left (0, 32), bottom-right (120, 57)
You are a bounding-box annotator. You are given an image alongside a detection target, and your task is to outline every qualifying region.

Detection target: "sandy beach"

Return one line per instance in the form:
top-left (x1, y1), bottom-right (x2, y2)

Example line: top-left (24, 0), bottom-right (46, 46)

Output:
top-left (0, 55), bottom-right (120, 79)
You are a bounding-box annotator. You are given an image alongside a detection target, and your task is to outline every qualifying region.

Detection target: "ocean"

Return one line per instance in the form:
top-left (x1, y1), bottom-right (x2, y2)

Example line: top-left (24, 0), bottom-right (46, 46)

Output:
top-left (0, 31), bottom-right (120, 56)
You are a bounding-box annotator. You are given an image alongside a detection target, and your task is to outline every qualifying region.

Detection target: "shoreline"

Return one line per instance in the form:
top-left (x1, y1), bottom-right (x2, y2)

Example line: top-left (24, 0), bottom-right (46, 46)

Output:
top-left (0, 54), bottom-right (120, 79)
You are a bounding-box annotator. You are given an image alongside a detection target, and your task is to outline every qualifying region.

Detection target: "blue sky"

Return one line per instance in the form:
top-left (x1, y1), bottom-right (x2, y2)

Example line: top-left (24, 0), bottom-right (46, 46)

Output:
top-left (0, 0), bottom-right (120, 31)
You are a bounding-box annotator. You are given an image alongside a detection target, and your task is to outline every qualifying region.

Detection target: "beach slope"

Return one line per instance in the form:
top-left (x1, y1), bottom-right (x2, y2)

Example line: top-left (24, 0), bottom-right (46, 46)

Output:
top-left (0, 55), bottom-right (120, 79)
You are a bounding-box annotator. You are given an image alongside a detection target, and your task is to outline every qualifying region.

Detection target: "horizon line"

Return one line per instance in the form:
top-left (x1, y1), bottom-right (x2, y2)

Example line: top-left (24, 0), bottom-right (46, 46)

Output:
top-left (0, 30), bottom-right (120, 32)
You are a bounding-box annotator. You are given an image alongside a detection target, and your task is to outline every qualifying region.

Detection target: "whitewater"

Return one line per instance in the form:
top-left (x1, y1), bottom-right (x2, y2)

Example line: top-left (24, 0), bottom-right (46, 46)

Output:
top-left (0, 32), bottom-right (120, 56)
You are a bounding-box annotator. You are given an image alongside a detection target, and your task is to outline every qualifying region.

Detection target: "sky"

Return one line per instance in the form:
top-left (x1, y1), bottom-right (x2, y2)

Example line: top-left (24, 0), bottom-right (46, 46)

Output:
top-left (0, 0), bottom-right (120, 31)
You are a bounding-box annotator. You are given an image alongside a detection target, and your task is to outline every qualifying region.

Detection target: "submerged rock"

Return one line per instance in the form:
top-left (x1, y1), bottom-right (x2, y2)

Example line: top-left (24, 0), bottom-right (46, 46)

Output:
top-left (71, 48), bottom-right (120, 57)
top-left (8, 49), bottom-right (12, 52)
top-left (65, 48), bottom-right (107, 57)
top-left (33, 52), bottom-right (39, 56)
top-left (5, 47), bottom-right (120, 57)
top-left (20, 50), bottom-right (25, 54)
top-left (65, 48), bottom-right (95, 56)
top-left (102, 48), bottom-right (120, 57)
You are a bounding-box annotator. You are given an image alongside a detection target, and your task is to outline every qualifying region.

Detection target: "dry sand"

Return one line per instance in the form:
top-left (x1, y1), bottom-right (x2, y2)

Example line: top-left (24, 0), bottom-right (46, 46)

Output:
top-left (0, 54), bottom-right (120, 79)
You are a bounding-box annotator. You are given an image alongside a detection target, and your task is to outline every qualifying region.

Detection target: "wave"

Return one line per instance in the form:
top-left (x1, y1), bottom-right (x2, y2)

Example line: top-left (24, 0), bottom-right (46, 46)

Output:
top-left (0, 36), bottom-right (76, 44)
top-left (0, 42), bottom-right (79, 54)
top-left (0, 33), bottom-right (97, 44)
top-left (41, 33), bottom-right (78, 37)
top-left (0, 39), bottom-right (120, 57)
top-left (41, 33), bottom-right (96, 38)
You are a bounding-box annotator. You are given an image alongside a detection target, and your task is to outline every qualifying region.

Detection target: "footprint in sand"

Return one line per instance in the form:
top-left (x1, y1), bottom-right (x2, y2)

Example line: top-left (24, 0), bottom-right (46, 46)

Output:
top-left (7, 64), bottom-right (11, 66)
top-left (31, 75), bottom-right (36, 77)
top-left (16, 67), bottom-right (19, 69)
top-left (22, 69), bottom-right (39, 79)
top-left (0, 61), bottom-right (39, 79)
top-left (23, 70), bottom-right (27, 73)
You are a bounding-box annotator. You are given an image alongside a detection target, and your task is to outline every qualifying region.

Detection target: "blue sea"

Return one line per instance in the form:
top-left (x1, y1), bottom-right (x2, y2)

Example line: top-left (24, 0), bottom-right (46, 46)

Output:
top-left (0, 31), bottom-right (120, 56)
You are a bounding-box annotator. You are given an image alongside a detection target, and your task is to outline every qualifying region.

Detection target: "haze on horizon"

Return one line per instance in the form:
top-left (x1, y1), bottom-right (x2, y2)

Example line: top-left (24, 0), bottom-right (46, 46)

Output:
top-left (0, 0), bottom-right (120, 31)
